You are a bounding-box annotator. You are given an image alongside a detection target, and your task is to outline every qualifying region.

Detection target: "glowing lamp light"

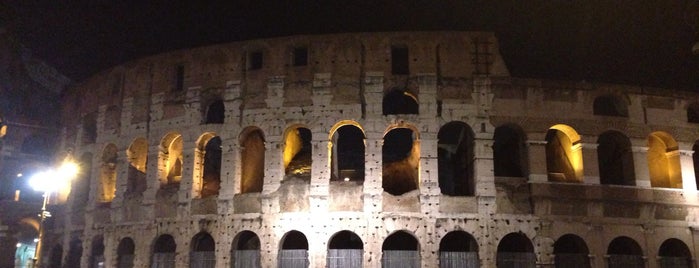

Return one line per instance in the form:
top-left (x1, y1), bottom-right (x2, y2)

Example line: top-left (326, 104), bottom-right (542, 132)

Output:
top-left (29, 161), bottom-right (78, 193)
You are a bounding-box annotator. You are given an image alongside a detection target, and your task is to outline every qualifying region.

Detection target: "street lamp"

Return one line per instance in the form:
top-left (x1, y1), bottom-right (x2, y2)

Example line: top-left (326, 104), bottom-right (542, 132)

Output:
top-left (29, 160), bottom-right (78, 268)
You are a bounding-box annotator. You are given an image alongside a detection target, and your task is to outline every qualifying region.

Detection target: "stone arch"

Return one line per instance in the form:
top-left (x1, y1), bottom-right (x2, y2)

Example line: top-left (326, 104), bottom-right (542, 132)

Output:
top-left (89, 236), bottom-right (105, 268)
top-left (648, 131), bottom-right (682, 188)
top-left (117, 237), bottom-right (135, 268)
top-left (82, 112), bottom-right (97, 144)
top-left (553, 234), bottom-right (590, 268)
top-left (496, 232), bottom-right (536, 267)
top-left (194, 133), bottom-right (221, 198)
top-left (329, 121), bottom-right (365, 181)
top-left (190, 232), bottom-right (216, 267)
top-left (125, 137), bottom-right (147, 197)
top-left (493, 123), bottom-right (529, 178)
top-left (232, 231), bottom-right (261, 267)
top-left (204, 99), bottom-right (225, 124)
top-left (99, 143), bottom-right (118, 203)
top-left (240, 127), bottom-right (265, 193)
top-left (597, 130), bottom-right (636, 186)
top-left (283, 124), bottom-right (312, 180)
top-left (279, 230), bottom-right (309, 267)
top-left (438, 121), bottom-right (475, 196)
top-left (687, 102), bottom-right (699, 123)
top-left (383, 89), bottom-right (418, 115)
top-left (327, 230), bottom-right (363, 267)
top-left (546, 124), bottom-right (583, 183)
top-left (593, 94), bottom-right (628, 117)
top-left (382, 230), bottom-right (420, 267)
top-left (607, 236), bottom-right (644, 268)
top-left (65, 238), bottom-right (83, 268)
top-left (152, 234), bottom-right (176, 268)
top-left (48, 244), bottom-right (63, 268)
top-left (658, 238), bottom-right (692, 268)
top-left (159, 132), bottom-right (183, 187)
top-left (383, 127), bottom-right (420, 195)
top-left (439, 231), bottom-right (478, 267)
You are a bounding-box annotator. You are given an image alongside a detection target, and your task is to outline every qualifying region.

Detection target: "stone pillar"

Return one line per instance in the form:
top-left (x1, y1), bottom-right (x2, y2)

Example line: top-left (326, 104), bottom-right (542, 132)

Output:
top-left (680, 149), bottom-right (697, 191)
top-left (143, 144), bottom-right (161, 205)
top-left (111, 147), bottom-right (129, 209)
top-left (185, 86), bottom-right (202, 125)
top-left (178, 138), bottom-right (196, 216)
top-left (363, 72), bottom-right (384, 117)
top-left (582, 143), bottom-right (600, 184)
top-left (262, 136), bottom-right (282, 214)
top-left (632, 145), bottom-right (651, 187)
top-left (418, 73), bottom-right (437, 116)
top-left (310, 137), bottom-right (330, 212)
top-left (218, 140), bottom-right (238, 200)
top-left (527, 140), bottom-right (549, 183)
top-left (364, 130), bottom-right (384, 213)
top-left (120, 98), bottom-right (133, 134)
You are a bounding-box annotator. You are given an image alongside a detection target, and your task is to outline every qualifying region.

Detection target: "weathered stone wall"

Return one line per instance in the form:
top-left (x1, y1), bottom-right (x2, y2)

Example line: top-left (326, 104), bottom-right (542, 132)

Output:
top-left (50, 32), bottom-right (699, 268)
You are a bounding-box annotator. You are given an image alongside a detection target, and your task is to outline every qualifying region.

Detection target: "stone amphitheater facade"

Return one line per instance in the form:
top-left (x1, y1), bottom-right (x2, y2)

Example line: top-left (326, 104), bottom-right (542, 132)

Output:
top-left (47, 31), bottom-right (699, 268)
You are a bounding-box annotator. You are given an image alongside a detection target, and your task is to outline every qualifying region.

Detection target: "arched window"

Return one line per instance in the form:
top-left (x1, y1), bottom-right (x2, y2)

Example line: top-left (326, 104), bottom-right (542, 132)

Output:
top-left (439, 231), bottom-right (478, 268)
top-left (279, 230), bottom-right (309, 268)
top-left (383, 127), bottom-right (419, 195)
top-left (554, 234), bottom-right (590, 268)
top-left (438, 122), bottom-right (475, 196)
top-left (117, 238), bottom-right (135, 268)
top-left (194, 133), bottom-right (221, 198)
top-left (383, 89), bottom-right (418, 115)
top-left (232, 231), bottom-right (261, 268)
top-left (687, 102), bottom-right (699, 123)
top-left (648, 131), bottom-right (682, 188)
top-left (382, 231), bottom-right (420, 267)
top-left (205, 99), bottom-right (225, 124)
top-left (607, 236), bottom-right (643, 268)
top-left (496, 233), bottom-right (536, 268)
top-left (593, 94), bottom-right (628, 117)
top-left (160, 133), bottom-right (183, 188)
top-left (191, 232), bottom-right (216, 268)
top-left (658, 238), bottom-right (692, 268)
top-left (545, 124), bottom-right (584, 183)
top-left (328, 231), bottom-right (363, 268)
top-left (99, 144), bottom-right (118, 203)
top-left (152, 235), bottom-right (176, 268)
top-left (65, 239), bottom-right (83, 268)
top-left (493, 124), bottom-right (528, 178)
top-left (48, 244), bottom-right (63, 268)
top-left (89, 236), bottom-right (105, 268)
top-left (283, 126), bottom-right (312, 180)
top-left (240, 127), bottom-right (265, 193)
top-left (126, 138), bottom-right (148, 197)
top-left (693, 140), bottom-right (699, 190)
top-left (330, 123), bottom-right (365, 181)
top-left (597, 131), bottom-right (635, 186)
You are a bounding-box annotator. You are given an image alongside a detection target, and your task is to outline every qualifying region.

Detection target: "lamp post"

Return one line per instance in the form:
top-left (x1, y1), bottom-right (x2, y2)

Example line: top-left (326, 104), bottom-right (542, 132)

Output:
top-left (29, 160), bottom-right (78, 268)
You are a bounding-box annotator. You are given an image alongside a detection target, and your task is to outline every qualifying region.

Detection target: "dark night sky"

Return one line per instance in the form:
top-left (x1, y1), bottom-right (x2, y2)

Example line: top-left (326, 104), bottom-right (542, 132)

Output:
top-left (4, 1), bottom-right (699, 90)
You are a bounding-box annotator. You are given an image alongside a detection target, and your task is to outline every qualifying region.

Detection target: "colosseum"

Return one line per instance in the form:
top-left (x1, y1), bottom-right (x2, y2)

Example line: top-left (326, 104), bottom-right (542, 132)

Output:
top-left (42, 31), bottom-right (699, 268)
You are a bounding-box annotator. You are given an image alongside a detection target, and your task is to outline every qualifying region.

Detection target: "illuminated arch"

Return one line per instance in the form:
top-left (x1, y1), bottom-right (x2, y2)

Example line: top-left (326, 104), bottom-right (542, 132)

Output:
top-left (329, 121), bottom-right (366, 181)
top-left (545, 124), bottom-right (583, 182)
top-left (99, 143), bottom-right (118, 203)
top-left (159, 132), bottom-right (183, 187)
top-left (383, 126), bottom-right (420, 195)
top-left (193, 132), bottom-right (221, 198)
top-left (382, 230), bottom-right (420, 267)
top-left (231, 231), bottom-right (261, 267)
top-left (279, 230), bottom-right (309, 267)
top-left (327, 230), bottom-right (363, 267)
top-left (125, 137), bottom-right (148, 197)
top-left (239, 127), bottom-right (265, 193)
top-left (648, 131), bottom-right (682, 188)
top-left (282, 124), bottom-right (312, 179)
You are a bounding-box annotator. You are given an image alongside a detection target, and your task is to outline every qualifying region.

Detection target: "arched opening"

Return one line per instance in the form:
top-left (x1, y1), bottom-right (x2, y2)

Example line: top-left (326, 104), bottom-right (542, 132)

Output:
top-left (439, 231), bottom-right (479, 267)
top-left (496, 232), bottom-right (536, 268)
top-left (240, 127), bottom-right (265, 193)
top-left (117, 237), bottom-right (135, 268)
top-left (597, 131), bottom-right (635, 186)
top-left (232, 231), bottom-right (261, 268)
top-left (194, 133), bottom-right (221, 198)
top-left (65, 239), bottom-right (83, 268)
top-left (438, 122), bottom-right (475, 196)
top-left (383, 89), bottom-right (418, 115)
top-left (493, 124), bottom-right (528, 178)
top-left (593, 94), bottom-right (628, 117)
top-left (205, 99), bottom-right (225, 124)
top-left (279, 230), bottom-right (309, 268)
top-left (48, 244), bottom-right (63, 268)
top-left (160, 133), bottom-right (183, 188)
top-left (687, 102), bottom-right (699, 123)
top-left (190, 232), bottom-right (216, 268)
top-left (283, 126), bottom-right (312, 180)
top-left (152, 234), bottom-right (176, 268)
top-left (553, 234), bottom-right (590, 268)
top-left (382, 231), bottom-right (420, 267)
top-left (99, 144), bottom-right (118, 203)
top-left (648, 131), bottom-right (682, 188)
top-left (89, 236), bottom-right (105, 268)
top-left (545, 124), bottom-right (583, 183)
top-left (383, 128), bottom-right (419, 196)
top-left (330, 123), bottom-right (365, 182)
top-left (82, 112), bottom-right (97, 144)
top-left (327, 231), bottom-right (363, 268)
top-left (693, 140), bottom-right (699, 190)
top-left (607, 236), bottom-right (643, 268)
top-left (126, 138), bottom-right (148, 197)
top-left (658, 238), bottom-right (692, 268)
top-left (73, 153), bottom-right (92, 208)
